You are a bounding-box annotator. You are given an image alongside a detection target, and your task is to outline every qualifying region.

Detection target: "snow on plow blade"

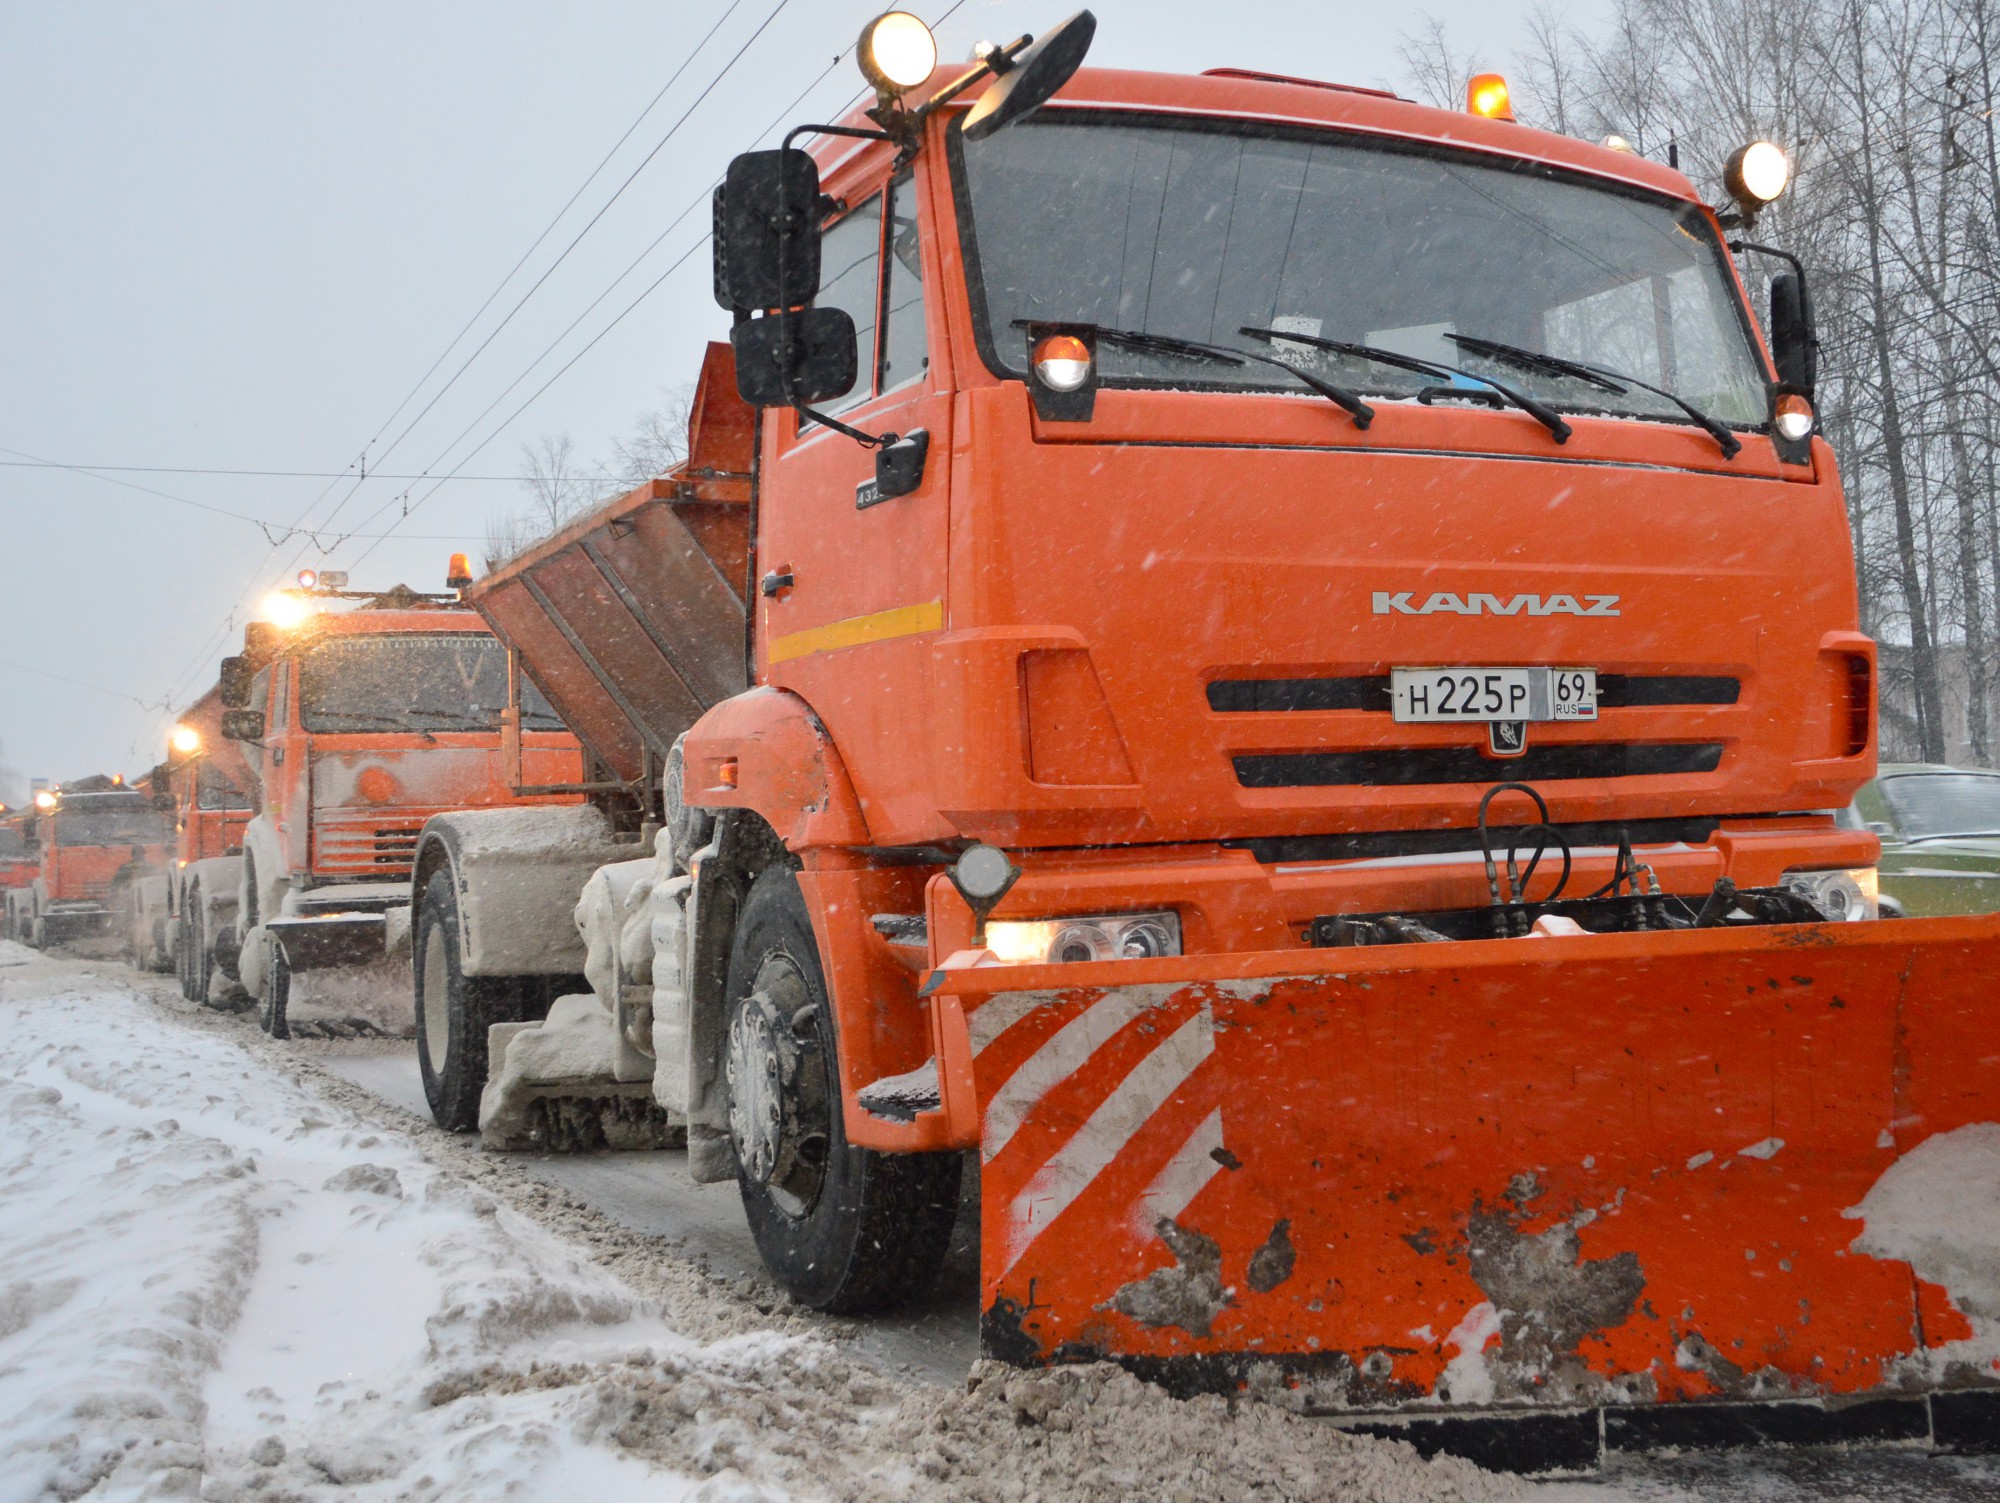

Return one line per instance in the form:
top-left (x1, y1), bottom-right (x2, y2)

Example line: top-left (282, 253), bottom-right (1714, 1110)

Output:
top-left (930, 915), bottom-right (2000, 1460)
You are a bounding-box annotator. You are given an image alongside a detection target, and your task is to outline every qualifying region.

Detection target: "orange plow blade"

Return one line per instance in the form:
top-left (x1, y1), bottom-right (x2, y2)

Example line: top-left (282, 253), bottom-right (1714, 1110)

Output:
top-left (930, 915), bottom-right (2000, 1464)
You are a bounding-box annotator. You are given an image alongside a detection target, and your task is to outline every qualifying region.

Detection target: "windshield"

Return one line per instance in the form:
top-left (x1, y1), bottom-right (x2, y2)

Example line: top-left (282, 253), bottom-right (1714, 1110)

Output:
top-left (56, 798), bottom-right (170, 848)
top-left (299, 635), bottom-right (564, 734)
top-left (1880, 774), bottom-right (2000, 841)
top-left (955, 116), bottom-right (1769, 426)
top-left (196, 761), bottom-right (252, 812)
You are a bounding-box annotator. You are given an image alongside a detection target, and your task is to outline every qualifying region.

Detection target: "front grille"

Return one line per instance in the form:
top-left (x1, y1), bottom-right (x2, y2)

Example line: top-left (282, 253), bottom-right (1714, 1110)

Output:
top-left (1233, 742), bottom-right (1724, 788)
top-left (316, 810), bottom-right (427, 875)
top-left (1226, 815), bottom-right (1720, 865)
top-left (1207, 674), bottom-right (1741, 713)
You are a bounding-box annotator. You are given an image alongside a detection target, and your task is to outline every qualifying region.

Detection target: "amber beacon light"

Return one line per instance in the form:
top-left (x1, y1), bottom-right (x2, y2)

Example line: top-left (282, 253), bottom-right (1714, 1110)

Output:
top-left (1466, 73), bottom-right (1515, 121)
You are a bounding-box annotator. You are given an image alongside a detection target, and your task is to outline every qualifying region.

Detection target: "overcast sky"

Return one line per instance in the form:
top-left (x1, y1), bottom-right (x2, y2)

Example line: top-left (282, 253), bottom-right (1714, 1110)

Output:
top-left (0, 0), bottom-right (1612, 793)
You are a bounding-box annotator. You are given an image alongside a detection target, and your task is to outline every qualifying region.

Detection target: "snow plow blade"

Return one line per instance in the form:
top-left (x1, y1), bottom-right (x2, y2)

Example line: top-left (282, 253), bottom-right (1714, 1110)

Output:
top-left (929, 915), bottom-right (2000, 1465)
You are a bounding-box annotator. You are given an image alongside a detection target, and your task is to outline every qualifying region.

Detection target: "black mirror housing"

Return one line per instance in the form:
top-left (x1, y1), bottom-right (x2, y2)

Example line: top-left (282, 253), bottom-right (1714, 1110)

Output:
top-left (1769, 271), bottom-right (1817, 394)
top-left (713, 149), bottom-right (824, 312)
top-left (218, 655), bottom-right (253, 709)
top-left (961, 10), bottom-right (1096, 141)
top-left (732, 307), bottom-right (859, 408)
top-left (220, 709), bottom-right (265, 742)
top-left (858, 429), bottom-right (931, 508)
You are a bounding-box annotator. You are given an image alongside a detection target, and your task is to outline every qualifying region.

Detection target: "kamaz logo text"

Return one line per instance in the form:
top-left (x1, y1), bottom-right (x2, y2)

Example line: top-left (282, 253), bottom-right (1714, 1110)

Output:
top-left (1372, 591), bottom-right (1621, 618)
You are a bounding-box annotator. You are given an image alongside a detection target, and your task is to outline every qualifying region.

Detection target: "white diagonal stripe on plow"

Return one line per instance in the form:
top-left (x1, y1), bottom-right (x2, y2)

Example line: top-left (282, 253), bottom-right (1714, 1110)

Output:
top-left (981, 984), bottom-right (1184, 1164)
top-left (968, 992), bottom-right (1048, 1055)
top-left (1133, 1106), bottom-right (1224, 1240)
top-left (1002, 1006), bottom-right (1215, 1274)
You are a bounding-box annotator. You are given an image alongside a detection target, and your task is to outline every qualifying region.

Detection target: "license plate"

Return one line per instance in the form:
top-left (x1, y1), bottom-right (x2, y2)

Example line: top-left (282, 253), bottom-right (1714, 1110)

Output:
top-left (1390, 667), bottom-right (1597, 723)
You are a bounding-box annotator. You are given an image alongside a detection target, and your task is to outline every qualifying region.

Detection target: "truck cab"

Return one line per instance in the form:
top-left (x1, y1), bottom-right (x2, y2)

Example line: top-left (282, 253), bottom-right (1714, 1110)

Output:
top-left (221, 588), bottom-right (584, 1034)
top-left (7, 781), bottom-right (172, 948)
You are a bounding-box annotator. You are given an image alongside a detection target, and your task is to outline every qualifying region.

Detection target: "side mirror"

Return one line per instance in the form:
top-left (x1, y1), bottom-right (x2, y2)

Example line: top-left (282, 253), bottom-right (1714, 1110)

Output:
top-left (961, 10), bottom-right (1096, 141)
top-left (713, 149), bottom-right (824, 312)
top-left (1769, 271), bottom-right (1817, 394)
top-left (219, 655), bottom-right (253, 709)
top-left (858, 429), bottom-right (931, 508)
top-left (220, 709), bottom-right (266, 742)
top-left (732, 307), bottom-right (859, 408)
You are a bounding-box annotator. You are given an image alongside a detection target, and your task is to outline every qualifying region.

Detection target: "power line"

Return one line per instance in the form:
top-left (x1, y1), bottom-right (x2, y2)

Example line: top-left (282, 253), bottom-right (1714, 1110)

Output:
top-left (0, 445), bottom-right (484, 542)
top-left (335, 0), bottom-right (755, 481)
top-left (0, 460), bottom-right (526, 481)
top-left (0, 654), bottom-right (169, 712)
top-left (145, 0), bottom-right (769, 714)
top-left (310, 0), bottom-right (792, 541)
top-left (345, 1), bottom-right (966, 562)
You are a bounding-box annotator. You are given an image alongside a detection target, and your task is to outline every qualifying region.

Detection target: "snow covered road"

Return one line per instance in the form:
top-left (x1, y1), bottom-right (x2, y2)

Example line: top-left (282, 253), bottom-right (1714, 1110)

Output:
top-left (4, 940), bottom-right (1998, 1503)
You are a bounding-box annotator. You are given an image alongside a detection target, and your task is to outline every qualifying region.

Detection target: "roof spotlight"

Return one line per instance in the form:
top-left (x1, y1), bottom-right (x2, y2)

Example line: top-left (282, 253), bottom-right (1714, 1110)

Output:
top-left (297, 568), bottom-right (318, 590)
top-left (1725, 140), bottom-right (1791, 213)
top-left (260, 589), bottom-right (314, 630)
top-left (33, 789), bottom-right (57, 811)
top-left (169, 724), bottom-right (202, 756)
top-left (858, 11), bottom-right (937, 95)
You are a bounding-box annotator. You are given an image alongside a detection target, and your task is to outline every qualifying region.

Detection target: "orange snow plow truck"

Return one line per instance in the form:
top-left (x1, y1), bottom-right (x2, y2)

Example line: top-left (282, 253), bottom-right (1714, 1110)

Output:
top-left (217, 576), bottom-right (585, 1038)
top-left (412, 13), bottom-right (2000, 1468)
top-left (6, 776), bottom-right (171, 948)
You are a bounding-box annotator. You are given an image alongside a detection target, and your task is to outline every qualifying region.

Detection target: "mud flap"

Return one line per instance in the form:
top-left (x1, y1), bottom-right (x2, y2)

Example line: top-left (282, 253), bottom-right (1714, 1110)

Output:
top-left (929, 915), bottom-right (2000, 1422)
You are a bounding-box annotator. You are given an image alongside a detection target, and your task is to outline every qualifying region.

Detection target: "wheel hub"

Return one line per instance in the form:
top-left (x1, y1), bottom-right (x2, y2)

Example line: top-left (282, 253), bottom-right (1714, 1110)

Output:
top-left (726, 987), bottom-right (793, 1187)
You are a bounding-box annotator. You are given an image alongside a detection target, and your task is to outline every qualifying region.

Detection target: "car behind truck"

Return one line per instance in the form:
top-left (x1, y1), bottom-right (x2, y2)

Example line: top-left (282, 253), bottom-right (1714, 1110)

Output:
top-left (217, 578), bottom-right (587, 1037)
top-left (400, 13), bottom-right (2000, 1468)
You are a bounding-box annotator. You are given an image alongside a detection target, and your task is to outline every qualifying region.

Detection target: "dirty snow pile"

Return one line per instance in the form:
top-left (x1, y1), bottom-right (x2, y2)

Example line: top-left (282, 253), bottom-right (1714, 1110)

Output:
top-left (0, 941), bottom-right (1542, 1502)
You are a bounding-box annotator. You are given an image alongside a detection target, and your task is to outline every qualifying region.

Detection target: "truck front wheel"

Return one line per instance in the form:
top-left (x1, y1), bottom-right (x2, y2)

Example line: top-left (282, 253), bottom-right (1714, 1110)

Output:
top-left (723, 867), bottom-right (960, 1313)
top-left (415, 868), bottom-right (519, 1132)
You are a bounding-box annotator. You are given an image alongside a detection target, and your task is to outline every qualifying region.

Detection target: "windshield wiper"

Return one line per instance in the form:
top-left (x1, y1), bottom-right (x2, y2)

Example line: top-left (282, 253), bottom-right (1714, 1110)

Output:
top-left (1014, 320), bottom-right (1374, 429)
top-left (305, 710), bottom-right (407, 732)
top-left (1445, 333), bottom-right (1742, 460)
top-left (1239, 326), bottom-right (1571, 444)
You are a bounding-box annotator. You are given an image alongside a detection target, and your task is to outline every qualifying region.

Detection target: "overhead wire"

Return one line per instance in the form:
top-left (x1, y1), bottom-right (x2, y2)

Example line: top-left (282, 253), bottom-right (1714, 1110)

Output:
top-left (306, 0), bottom-right (792, 543)
top-left (0, 654), bottom-right (170, 713)
top-left (345, 0), bottom-right (969, 564)
top-left (0, 445), bottom-right (486, 542)
top-left (135, 0), bottom-right (780, 721)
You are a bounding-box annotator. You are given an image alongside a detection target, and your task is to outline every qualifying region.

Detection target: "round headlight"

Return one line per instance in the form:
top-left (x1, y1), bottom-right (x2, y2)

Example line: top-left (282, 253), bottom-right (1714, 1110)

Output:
top-left (953, 843), bottom-right (1017, 902)
top-left (1726, 140), bottom-right (1790, 206)
top-left (1119, 920), bottom-right (1175, 959)
top-left (1051, 922), bottom-right (1113, 963)
top-left (1033, 333), bottom-right (1093, 393)
top-left (858, 11), bottom-right (937, 94)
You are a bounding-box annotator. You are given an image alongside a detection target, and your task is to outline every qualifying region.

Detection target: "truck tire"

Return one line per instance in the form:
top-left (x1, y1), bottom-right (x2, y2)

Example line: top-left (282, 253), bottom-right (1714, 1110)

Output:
top-left (258, 930), bottom-right (291, 1039)
top-left (723, 867), bottom-right (960, 1313)
top-left (414, 868), bottom-right (517, 1132)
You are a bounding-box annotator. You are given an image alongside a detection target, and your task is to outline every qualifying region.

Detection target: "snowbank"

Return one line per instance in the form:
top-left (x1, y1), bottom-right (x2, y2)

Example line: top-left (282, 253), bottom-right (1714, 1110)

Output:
top-left (0, 955), bottom-right (744, 1500)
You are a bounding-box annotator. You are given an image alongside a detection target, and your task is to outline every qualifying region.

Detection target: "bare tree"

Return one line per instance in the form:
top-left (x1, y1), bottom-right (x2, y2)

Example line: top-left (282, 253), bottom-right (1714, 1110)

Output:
top-left (1398, 17), bottom-right (1478, 110)
top-left (483, 386), bottom-right (700, 572)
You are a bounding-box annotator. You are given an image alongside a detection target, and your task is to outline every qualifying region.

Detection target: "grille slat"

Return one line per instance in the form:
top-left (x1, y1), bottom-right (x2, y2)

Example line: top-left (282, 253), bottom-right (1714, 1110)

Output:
top-left (1227, 815), bottom-right (1719, 865)
top-left (1234, 742), bottom-right (1724, 788)
top-left (1207, 673), bottom-right (1741, 713)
